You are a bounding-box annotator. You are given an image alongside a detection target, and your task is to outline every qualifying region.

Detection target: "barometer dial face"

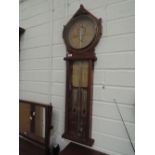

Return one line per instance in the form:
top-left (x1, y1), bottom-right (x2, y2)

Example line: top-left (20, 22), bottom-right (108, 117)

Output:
top-left (66, 16), bottom-right (97, 49)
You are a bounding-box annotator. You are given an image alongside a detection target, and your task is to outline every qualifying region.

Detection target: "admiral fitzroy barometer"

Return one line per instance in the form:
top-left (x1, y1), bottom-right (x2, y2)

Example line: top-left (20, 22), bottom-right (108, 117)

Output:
top-left (62, 5), bottom-right (102, 146)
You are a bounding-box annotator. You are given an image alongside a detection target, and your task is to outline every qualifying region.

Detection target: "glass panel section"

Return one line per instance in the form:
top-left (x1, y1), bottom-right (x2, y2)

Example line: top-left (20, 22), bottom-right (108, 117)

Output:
top-left (19, 103), bottom-right (31, 135)
top-left (35, 106), bottom-right (45, 138)
top-left (71, 61), bottom-right (89, 138)
top-left (81, 89), bottom-right (87, 116)
top-left (72, 61), bottom-right (89, 87)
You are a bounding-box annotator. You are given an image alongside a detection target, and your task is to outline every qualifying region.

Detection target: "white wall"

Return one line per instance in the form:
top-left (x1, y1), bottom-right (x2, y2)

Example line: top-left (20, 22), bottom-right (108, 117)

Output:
top-left (19, 0), bottom-right (135, 154)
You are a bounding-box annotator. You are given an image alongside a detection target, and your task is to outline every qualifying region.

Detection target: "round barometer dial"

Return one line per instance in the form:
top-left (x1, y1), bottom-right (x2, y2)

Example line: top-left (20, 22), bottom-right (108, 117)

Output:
top-left (66, 15), bottom-right (97, 49)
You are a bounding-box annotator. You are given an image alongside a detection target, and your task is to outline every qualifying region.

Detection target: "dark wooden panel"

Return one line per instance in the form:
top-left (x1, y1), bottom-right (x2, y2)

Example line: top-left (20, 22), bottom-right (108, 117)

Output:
top-left (19, 100), bottom-right (52, 145)
top-left (19, 100), bottom-right (53, 155)
top-left (59, 142), bottom-right (108, 155)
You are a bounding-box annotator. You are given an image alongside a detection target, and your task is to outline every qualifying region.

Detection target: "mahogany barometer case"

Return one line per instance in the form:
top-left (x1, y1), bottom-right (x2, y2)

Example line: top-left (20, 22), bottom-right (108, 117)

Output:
top-left (62, 5), bottom-right (102, 146)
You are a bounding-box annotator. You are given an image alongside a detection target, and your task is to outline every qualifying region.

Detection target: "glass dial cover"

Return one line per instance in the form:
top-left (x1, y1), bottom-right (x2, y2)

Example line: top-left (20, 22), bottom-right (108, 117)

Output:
top-left (66, 15), bottom-right (97, 49)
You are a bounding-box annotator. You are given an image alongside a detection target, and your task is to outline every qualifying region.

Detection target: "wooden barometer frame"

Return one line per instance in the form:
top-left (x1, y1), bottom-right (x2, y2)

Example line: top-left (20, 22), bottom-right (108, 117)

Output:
top-left (62, 5), bottom-right (102, 146)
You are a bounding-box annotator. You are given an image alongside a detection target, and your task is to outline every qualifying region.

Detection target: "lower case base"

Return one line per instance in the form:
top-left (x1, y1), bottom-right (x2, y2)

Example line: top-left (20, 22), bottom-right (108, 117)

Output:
top-left (62, 133), bottom-right (94, 146)
top-left (59, 142), bottom-right (108, 155)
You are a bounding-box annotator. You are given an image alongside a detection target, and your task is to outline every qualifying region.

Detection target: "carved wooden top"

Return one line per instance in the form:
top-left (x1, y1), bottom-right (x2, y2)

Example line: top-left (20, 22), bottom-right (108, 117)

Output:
top-left (63, 5), bottom-right (102, 54)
